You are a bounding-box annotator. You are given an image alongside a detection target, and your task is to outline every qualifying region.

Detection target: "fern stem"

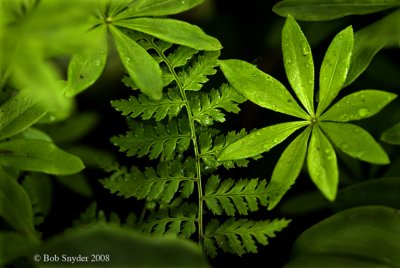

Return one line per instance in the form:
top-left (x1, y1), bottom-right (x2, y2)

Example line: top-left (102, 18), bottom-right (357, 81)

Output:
top-left (150, 40), bottom-right (205, 246)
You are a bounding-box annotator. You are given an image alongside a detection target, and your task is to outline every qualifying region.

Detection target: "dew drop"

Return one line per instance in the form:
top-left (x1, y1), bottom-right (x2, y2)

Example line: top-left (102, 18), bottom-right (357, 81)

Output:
top-left (94, 59), bottom-right (101, 66)
top-left (50, 116), bottom-right (56, 122)
top-left (271, 104), bottom-right (278, 111)
top-left (125, 57), bottom-right (131, 62)
top-left (181, 0), bottom-right (185, 4)
top-left (340, 114), bottom-right (349, 121)
top-left (100, 50), bottom-right (105, 55)
top-left (358, 108), bottom-right (369, 117)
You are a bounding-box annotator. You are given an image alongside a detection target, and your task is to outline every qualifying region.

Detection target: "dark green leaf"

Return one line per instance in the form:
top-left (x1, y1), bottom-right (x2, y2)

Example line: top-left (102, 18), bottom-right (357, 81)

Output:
top-left (307, 126), bottom-right (338, 201)
top-left (381, 121), bottom-right (400, 144)
top-left (0, 139), bottom-right (84, 175)
top-left (0, 232), bottom-right (39, 266)
top-left (114, 18), bottom-right (221, 51)
top-left (282, 15), bottom-right (314, 115)
top-left (273, 0), bottom-right (400, 21)
top-left (219, 121), bottom-right (308, 161)
top-left (317, 26), bottom-right (354, 115)
top-left (321, 122), bottom-right (390, 164)
top-left (56, 173), bottom-right (93, 197)
top-left (110, 26), bottom-right (163, 100)
top-left (219, 59), bottom-right (308, 119)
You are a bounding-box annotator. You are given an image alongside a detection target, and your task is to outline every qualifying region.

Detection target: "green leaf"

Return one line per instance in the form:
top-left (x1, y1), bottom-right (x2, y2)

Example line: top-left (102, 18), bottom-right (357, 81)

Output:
top-left (56, 173), bottom-right (93, 198)
top-left (218, 121), bottom-right (308, 161)
top-left (320, 122), bottom-right (390, 164)
top-left (320, 90), bottom-right (397, 122)
top-left (381, 121), bottom-right (400, 144)
top-left (35, 224), bottom-right (209, 268)
top-left (307, 126), bottom-right (338, 201)
top-left (219, 59), bottom-right (308, 119)
top-left (0, 231), bottom-right (39, 266)
top-left (345, 9), bottom-right (400, 86)
top-left (282, 15), bottom-right (314, 115)
top-left (0, 139), bottom-right (84, 175)
top-left (267, 127), bottom-right (311, 210)
top-left (204, 175), bottom-right (269, 216)
top-left (286, 206), bottom-right (400, 267)
top-left (114, 18), bottom-right (222, 51)
top-left (114, 0), bottom-right (203, 18)
top-left (0, 89), bottom-right (47, 140)
top-left (0, 168), bottom-right (35, 235)
top-left (273, 0), bottom-right (400, 21)
top-left (110, 26), bottom-right (162, 100)
top-left (65, 26), bottom-right (108, 96)
top-left (317, 26), bottom-right (354, 115)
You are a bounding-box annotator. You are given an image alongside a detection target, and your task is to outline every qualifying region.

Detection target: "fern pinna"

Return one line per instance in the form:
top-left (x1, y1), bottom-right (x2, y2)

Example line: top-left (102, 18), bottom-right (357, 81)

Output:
top-left (101, 30), bottom-right (290, 257)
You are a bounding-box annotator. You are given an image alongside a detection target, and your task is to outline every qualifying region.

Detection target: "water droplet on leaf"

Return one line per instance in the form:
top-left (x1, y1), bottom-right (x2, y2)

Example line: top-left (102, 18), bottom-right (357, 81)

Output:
top-left (358, 108), bottom-right (369, 117)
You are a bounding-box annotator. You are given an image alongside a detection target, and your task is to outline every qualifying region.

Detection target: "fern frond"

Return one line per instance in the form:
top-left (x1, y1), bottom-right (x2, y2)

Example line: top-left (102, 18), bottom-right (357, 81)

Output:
top-left (190, 83), bottom-right (246, 126)
top-left (111, 118), bottom-right (191, 160)
top-left (111, 88), bottom-right (185, 121)
top-left (204, 175), bottom-right (268, 216)
top-left (179, 51), bottom-right (220, 91)
top-left (204, 218), bottom-right (290, 258)
top-left (141, 203), bottom-right (197, 238)
top-left (101, 159), bottom-right (196, 203)
top-left (167, 45), bottom-right (199, 69)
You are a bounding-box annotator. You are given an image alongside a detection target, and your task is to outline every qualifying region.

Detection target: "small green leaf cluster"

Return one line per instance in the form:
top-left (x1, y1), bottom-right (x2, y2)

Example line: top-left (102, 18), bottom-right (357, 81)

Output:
top-left (102, 34), bottom-right (290, 257)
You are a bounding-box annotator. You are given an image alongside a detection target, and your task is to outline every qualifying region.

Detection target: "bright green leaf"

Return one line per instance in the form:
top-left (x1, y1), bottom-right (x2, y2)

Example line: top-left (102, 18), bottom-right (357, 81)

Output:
top-left (273, 0), bottom-right (400, 21)
top-left (218, 121), bottom-right (308, 161)
top-left (321, 122), bottom-right (390, 164)
top-left (320, 90), bottom-right (397, 122)
top-left (381, 121), bottom-right (400, 144)
top-left (282, 15), bottom-right (314, 115)
top-left (110, 26), bottom-right (163, 100)
top-left (0, 231), bottom-right (39, 266)
top-left (0, 139), bottom-right (84, 175)
top-left (307, 126), bottom-right (338, 201)
top-left (317, 26), bottom-right (354, 115)
top-left (0, 168), bottom-right (35, 235)
top-left (114, 0), bottom-right (203, 19)
top-left (219, 59), bottom-right (308, 119)
top-left (267, 127), bottom-right (311, 210)
top-left (66, 26), bottom-right (108, 97)
top-left (114, 18), bottom-right (222, 51)
top-left (287, 206), bottom-right (400, 267)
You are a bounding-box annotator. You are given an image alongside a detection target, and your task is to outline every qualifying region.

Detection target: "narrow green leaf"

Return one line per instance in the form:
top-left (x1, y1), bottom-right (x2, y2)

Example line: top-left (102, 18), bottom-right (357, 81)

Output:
top-left (267, 127), bottom-right (311, 210)
top-left (321, 122), bottom-right (390, 164)
top-left (287, 206), bottom-right (400, 267)
top-left (0, 139), bottom-right (84, 175)
top-left (320, 90), bottom-right (397, 122)
top-left (282, 15), bottom-right (314, 115)
top-left (0, 168), bottom-right (35, 235)
top-left (273, 0), bottom-right (400, 21)
top-left (307, 126), bottom-right (338, 201)
top-left (345, 9), bottom-right (400, 86)
top-left (219, 121), bottom-right (308, 161)
top-left (114, 18), bottom-right (222, 51)
top-left (66, 26), bottom-right (108, 96)
top-left (219, 59), bottom-right (308, 119)
top-left (0, 89), bottom-right (47, 140)
top-left (114, 0), bottom-right (203, 19)
top-left (381, 121), bottom-right (400, 145)
top-left (110, 26), bottom-right (162, 100)
top-left (317, 26), bottom-right (354, 115)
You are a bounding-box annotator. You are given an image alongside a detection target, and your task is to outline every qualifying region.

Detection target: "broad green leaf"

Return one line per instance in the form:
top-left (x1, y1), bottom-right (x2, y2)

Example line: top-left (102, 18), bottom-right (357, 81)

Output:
top-left (114, 0), bottom-right (203, 19)
top-left (282, 15), bottom-right (314, 115)
top-left (381, 121), bottom-right (400, 144)
top-left (219, 59), bottom-right (308, 119)
top-left (267, 127), bottom-right (311, 210)
top-left (35, 225), bottom-right (210, 268)
top-left (273, 0), bottom-right (400, 21)
top-left (321, 122), bottom-right (390, 164)
top-left (218, 121), bottom-right (308, 161)
top-left (110, 26), bottom-right (162, 100)
top-left (345, 9), bottom-right (400, 86)
top-left (0, 139), bottom-right (84, 175)
top-left (66, 26), bottom-right (108, 97)
top-left (0, 232), bottom-right (39, 266)
top-left (317, 26), bottom-right (354, 115)
top-left (114, 18), bottom-right (222, 51)
top-left (307, 126), bottom-right (338, 201)
top-left (0, 168), bottom-right (35, 235)
top-left (0, 90), bottom-right (47, 140)
top-left (331, 177), bottom-right (400, 211)
top-left (320, 90), bottom-right (397, 122)
top-left (287, 206), bottom-right (400, 267)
